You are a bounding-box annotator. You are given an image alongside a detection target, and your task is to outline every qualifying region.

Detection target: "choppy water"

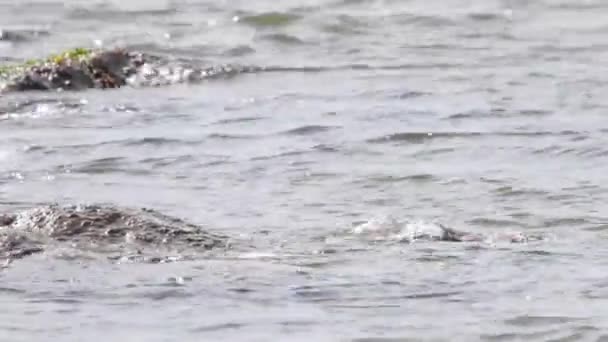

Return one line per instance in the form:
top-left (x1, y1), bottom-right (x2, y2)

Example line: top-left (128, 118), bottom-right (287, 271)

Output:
top-left (2, 0), bottom-right (608, 340)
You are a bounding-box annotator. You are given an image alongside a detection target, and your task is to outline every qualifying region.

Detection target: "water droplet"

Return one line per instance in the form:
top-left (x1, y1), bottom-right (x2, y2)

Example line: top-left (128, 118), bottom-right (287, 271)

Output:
top-left (10, 172), bottom-right (24, 180)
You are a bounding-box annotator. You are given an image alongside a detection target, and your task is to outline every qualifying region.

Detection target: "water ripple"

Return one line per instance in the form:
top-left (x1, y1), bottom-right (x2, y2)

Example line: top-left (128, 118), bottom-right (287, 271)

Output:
top-left (281, 125), bottom-right (339, 136)
top-left (238, 12), bottom-right (301, 27)
top-left (368, 130), bottom-right (582, 144)
top-left (0, 28), bottom-right (50, 43)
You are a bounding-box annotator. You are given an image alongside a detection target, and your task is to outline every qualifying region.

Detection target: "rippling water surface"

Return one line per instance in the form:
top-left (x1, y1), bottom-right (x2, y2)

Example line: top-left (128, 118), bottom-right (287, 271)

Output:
top-left (2, 0), bottom-right (608, 340)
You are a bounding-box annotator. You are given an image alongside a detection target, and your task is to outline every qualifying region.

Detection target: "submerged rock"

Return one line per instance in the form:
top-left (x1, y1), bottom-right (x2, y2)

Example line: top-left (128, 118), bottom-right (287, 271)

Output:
top-left (0, 204), bottom-right (229, 263)
top-left (0, 47), bottom-right (263, 92)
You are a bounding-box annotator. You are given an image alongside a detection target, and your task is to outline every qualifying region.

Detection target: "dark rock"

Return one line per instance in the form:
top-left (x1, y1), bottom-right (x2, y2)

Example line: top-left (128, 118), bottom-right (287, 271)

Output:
top-left (0, 47), bottom-right (265, 93)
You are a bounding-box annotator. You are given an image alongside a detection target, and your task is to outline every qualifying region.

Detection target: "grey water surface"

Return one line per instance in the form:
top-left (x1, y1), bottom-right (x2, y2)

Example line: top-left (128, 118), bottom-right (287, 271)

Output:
top-left (2, 0), bottom-right (608, 341)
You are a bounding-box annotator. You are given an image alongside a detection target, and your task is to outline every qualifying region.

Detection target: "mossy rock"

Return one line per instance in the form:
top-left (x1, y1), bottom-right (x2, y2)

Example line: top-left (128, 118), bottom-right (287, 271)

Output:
top-left (0, 47), bottom-right (94, 77)
top-left (0, 47), bottom-right (145, 92)
top-left (0, 46), bottom-right (264, 93)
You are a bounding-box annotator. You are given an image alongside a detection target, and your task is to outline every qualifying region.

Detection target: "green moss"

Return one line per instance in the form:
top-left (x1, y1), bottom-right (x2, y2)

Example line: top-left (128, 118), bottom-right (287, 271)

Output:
top-left (0, 64), bottom-right (23, 78)
top-left (0, 47), bottom-right (95, 77)
top-left (47, 47), bottom-right (93, 64)
top-left (0, 65), bottom-right (11, 75)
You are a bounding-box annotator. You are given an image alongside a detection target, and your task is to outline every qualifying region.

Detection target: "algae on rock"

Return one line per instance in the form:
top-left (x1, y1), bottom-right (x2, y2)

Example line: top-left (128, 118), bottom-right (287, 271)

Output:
top-left (0, 46), bottom-right (265, 93)
top-left (0, 47), bottom-right (145, 92)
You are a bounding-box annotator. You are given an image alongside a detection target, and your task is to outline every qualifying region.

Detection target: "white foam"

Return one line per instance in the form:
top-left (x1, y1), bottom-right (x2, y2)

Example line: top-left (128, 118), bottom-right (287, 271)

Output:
top-left (350, 216), bottom-right (445, 243)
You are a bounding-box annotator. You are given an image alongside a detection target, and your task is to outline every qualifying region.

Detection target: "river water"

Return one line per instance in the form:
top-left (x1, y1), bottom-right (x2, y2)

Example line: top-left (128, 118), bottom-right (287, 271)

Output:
top-left (2, 0), bottom-right (608, 341)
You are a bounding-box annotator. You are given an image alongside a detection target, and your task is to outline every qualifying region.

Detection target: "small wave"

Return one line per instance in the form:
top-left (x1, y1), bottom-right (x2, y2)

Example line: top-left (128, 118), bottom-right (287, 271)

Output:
top-left (281, 125), bottom-right (338, 136)
top-left (368, 130), bottom-right (582, 144)
top-left (65, 157), bottom-right (131, 175)
top-left (401, 291), bottom-right (462, 300)
top-left (249, 150), bottom-right (307, 161)
top-left (414, 254), bottom-right (463, 262)
top-left (446, 109), bottom-right (552, 120)
top-left (123, 137), bottom-right (197, 146)
top-left (494, 131), bottom-right (581, 137)
top-left (222, 45), bottom-right (256, 57)
top-left (191, 322), bottom-right (245, 333)
top-left (260, 33), bottom-right (306, 45)
top-left (467, 217), bottom-right (525, 228)
top-left (312, 144), bottom-right (340, 153)
top-left (541, 217), bottom-right (591, 227)
top-left (582, 224), bottom-right (608, 232)
top-left (206, 133), bottom-right (258, 140)
top-left (396, 14), bottom-right (457, 28)
top-left (289, 284), bottom-right (340, 303)
top-left (137, 289), bottom-right (193, 301)
top-left (66, 6), bottom-right (177, 21)
top-left (321, 15), bottom-right (369, 35)
top-left (367, 174), bottom-right (435, 183)
top-left (504, 315), bottom-right (585, 327)
top-left (213, 116), bottom-right (266, 125)
top-left (139, 155), bottom-right (194, 168)
top-left (518, 109), bottom-right (552, 116)
top-left (467, 12), bottom-right (507, 22)
top-left (492, 186), bottom-right (549, 198)
top-left (52, 137), bottom-right (199, 151)
top-left (550, 2), bottom-right (608, 10)
top-left (0, 286), bottom-right (25, 294)
top-left (531, 145), bottom-right (571, 155)
top-left (480, 330), bottom-right (576, 342)
top-left (238, 12), bottom-right (301, 27)
top-left (0, 28), bottom-right (50, 43)
top-left (0, 98), bottom-right (86, 119)
top-left (397, 91), bottom-right (428, 99)
top-left (367, 132), bottom-right (478, 144)
top-left (531, 144), bottom-right (608, 157)
top-left (516, 250), bottom-right (556, 257)
top-left (411, 147), bottom-right (456, 157)
top-left (459, 32), bottom-right (517, 41)
top-left (445, 112), bottom-right (476, 120)
top-left (330, 0), bottom-right (375, 7)
top-left (577, 147), bottom-right (608, 158)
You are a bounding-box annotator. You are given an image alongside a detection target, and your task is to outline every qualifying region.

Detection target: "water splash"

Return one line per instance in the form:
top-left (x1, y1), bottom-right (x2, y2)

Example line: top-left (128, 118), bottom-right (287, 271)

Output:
top-left (350, 215), bottom-right (449, 243)
top-left (345, 215), bottom-right (538, 244)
